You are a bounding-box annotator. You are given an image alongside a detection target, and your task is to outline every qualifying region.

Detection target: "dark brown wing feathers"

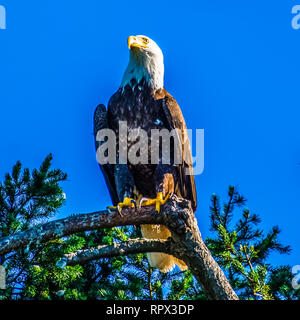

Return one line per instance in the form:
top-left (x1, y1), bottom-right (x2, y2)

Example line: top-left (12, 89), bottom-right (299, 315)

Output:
top-left (94, 104), bottom-right (119, 206)
top-left (154, 89), bottom-right (197, 212)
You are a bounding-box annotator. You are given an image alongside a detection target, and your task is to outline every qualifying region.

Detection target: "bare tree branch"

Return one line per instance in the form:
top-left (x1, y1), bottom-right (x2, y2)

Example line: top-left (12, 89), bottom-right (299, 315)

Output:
top-left (0, 206), bottom-right (160, 256)
top-left (63, 238), bottom-right (171, 266)
top-left (0, 195), bottom-right (239, 300)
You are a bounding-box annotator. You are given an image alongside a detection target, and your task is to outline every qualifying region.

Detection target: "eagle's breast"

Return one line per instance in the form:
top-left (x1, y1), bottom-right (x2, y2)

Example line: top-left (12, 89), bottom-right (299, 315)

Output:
top-left (107, 79), bottom-right (166, 197)
top-left (108, 79), bottom-right (166, 146)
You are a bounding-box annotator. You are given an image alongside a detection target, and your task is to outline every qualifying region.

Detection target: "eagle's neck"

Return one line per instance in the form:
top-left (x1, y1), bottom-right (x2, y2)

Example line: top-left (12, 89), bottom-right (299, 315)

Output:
top-left (121, 51), bottom-right (164, 92)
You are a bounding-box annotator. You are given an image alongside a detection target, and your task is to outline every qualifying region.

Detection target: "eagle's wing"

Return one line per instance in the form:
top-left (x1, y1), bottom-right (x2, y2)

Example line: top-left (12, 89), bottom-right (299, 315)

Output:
top-left (93, 104), bottom-right (119, 206)
top-left (156, 89), bottom-right (197, 212)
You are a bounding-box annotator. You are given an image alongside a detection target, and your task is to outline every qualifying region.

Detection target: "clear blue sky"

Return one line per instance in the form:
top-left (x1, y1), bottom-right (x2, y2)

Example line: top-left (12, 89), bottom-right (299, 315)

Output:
top-left (0, 1), bottom-right (299, 268)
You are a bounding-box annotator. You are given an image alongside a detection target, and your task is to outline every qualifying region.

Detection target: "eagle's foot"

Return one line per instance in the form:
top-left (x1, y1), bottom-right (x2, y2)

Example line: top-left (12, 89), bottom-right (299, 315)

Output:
top-left (139, 192), bottom-right (170, 214)
top-left (107, 197), bottom-right (136, 215)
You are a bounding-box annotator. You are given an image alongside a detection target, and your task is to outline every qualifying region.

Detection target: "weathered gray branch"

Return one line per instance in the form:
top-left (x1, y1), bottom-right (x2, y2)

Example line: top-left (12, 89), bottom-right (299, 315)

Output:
top-left (0, 195), bottom-right (239, 300)
top-left (0, 206), bottom-right (161, 256)
top-left (64, 238), bottom-right (171, 266)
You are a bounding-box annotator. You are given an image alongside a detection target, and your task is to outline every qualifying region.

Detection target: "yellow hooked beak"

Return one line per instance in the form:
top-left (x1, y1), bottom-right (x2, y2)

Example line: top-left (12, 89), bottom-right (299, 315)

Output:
top-left (127, 36), bottom-right (148, 49)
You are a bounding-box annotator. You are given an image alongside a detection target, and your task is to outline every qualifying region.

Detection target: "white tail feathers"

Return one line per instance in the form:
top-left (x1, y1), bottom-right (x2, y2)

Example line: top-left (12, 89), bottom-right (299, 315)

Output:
top-left (140, 224), bottom-right (187, 273)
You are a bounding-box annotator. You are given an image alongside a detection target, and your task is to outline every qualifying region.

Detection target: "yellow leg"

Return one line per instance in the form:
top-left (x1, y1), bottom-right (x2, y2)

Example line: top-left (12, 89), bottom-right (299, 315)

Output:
top-left (108, 197), bottom-right (136, 215)
top-left (140, 192), bottom-right (170, 214)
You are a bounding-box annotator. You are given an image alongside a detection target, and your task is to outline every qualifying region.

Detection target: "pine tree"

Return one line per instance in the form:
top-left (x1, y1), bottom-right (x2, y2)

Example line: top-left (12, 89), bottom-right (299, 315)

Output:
top-left (169, 186), bottom-right (298, 300)
top-left (0, 154), bottom-right (67, 299)
top-left (0, 158), bottom-right (298, 300)
top-left (0, 156), bottom-right (183, 300)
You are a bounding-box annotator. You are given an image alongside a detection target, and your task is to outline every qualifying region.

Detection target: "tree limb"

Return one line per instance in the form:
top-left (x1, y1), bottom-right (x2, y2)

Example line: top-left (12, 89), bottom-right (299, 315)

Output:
top-left (0, 195), bottom-right (239, 300)
top-left (0, 206), bottom-right (161, 256)
top-left (63, 238), bottom-right (171, 266)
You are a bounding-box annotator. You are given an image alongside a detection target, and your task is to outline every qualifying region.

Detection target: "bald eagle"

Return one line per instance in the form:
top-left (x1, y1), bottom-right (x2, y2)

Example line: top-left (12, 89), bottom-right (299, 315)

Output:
top-left (94, 35), bottom-right (197, 272)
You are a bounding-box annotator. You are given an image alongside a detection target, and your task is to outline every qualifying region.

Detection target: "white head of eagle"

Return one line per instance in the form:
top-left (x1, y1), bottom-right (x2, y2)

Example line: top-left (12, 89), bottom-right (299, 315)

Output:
top-left (121, 35), bottom-right (164, 91)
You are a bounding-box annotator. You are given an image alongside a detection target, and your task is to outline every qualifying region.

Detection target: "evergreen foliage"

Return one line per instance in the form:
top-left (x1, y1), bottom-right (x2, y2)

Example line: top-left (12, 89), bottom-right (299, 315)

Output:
top-left (205, 186), bottom-right (295, 300)
top-left (0, 158), bottom-right (298, 300)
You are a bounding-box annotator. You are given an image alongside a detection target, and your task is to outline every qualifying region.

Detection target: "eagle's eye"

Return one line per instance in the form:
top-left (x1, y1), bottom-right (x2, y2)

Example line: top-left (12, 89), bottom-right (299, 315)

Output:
top-left (143, 38), bottom-right (149, 45)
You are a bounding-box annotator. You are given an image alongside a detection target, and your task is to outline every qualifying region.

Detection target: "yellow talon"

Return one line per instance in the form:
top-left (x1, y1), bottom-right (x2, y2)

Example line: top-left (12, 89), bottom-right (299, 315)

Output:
top-left (140, 192), bottom-right (170, 214)
top-left (108, 197), bottom-right (136, 214)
